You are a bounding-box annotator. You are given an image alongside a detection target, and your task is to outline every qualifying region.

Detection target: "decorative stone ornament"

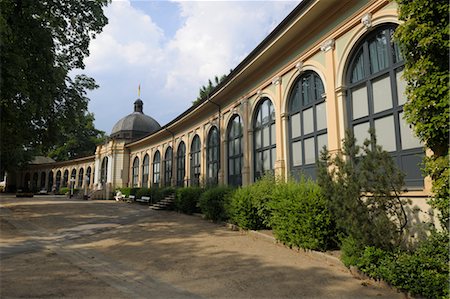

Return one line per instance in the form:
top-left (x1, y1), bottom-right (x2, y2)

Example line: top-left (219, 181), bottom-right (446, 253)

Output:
top-left (295, 61), bottom-right (304, 73)
top-left (272, 76), bottom-right (281, 85)
top-left (361, 13), bottom-right (372, 29)
top-left (320, 39), bottom-right (335, 52)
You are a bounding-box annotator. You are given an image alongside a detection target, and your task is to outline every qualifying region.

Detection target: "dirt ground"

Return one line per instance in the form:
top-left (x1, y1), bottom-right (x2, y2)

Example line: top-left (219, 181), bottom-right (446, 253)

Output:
top-left (0, 194), bottom-right (404, 298)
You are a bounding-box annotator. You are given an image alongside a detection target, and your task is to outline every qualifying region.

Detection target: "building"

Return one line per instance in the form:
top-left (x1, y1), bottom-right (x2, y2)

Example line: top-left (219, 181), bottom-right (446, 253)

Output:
top-left (11, 0), bottom-right (434, 223)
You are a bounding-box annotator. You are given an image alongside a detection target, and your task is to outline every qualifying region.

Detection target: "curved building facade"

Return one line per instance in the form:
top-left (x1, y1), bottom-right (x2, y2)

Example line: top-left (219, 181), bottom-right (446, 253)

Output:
top-left (13, 0), bottom-right (434, 223)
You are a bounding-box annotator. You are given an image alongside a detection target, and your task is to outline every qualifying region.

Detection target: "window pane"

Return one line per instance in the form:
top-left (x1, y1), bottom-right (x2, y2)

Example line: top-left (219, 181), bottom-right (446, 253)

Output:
top-left (316, 102), bottom-right (327, 131)
top-left (353, 122), bottom-right (370, 146)
top-left (229, 159), bottom-right (235, 175)
top-left (369, 31), bottom-right (388, 74)
top-left (291, 113), bottom-right (301, 138)
top-left (301, 76), bottom-right (311, 106)
top-left (235, 158), bottom-right (241, 175)
top-left (263, 150), bottom-right (270, 171)
top-left (256, 152), bottom-right (262, 172)
top-left (303, 108), bottom-right (314, 134)
top-left (234, 139), bottom-right (240, 156)
top-left (399, 112), bottom-right (422, 150)
top-left (271, 148), bottom-right (276, 169)
top-left (270, 124), bottom-right (276, 146)
top-left (317, 133), bottom-right (328, 155)
top-left (292, 141), bottom-right (302, 166)
top-left (263, 126), bottom-right (270, 147)
top-left (396, 69), bottom-right (407, 106)
top-left (304, 137), bottom-right (315, 164)
top-left (255, 129), bottom-right (261, 149)
top-left (351, 49), bottom-right (365, 83)
top-left (373, 76), bottom-right (393, 113)
top-left (374, 115), bottom-right (396, 152)
top-left (352, 87), bottom-right (369, 119)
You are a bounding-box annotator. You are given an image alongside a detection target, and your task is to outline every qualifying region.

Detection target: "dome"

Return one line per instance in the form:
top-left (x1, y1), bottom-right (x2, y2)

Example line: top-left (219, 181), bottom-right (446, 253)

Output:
top-left (111, 99), bottom-right (161, 140)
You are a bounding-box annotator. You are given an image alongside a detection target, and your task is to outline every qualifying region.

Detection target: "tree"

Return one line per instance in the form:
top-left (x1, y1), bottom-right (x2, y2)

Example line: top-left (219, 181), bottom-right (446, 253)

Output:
top-left (0, 0), bottom-right (109, 174)
top-left (192, 73), bottom-right (229, 105)
top-left (317, 130), bottom-right (408, 250)
top-left (394, 0), bottom-right (449, 228)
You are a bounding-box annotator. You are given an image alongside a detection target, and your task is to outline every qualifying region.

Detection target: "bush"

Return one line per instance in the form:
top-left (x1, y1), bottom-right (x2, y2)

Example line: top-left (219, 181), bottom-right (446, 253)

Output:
top-left (136, 188), bottom-right (151, 199)
top-left (228, 175), bottom-right (276, 230)
top-left (341, 231), bottom-right (449, 299)
top-left (198, 186), bottom-right (234, 222)
top-left (175, 187), bottom-right (204, 214)
top-left (269, 179), bottom-right (336, 251)
top-left (58, 187), bottom-right (70, 195)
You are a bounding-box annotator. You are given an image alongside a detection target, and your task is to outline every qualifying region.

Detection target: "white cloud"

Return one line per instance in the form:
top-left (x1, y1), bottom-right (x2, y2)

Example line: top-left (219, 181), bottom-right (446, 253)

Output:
top-left (83, 0), bottom-right (298, 133)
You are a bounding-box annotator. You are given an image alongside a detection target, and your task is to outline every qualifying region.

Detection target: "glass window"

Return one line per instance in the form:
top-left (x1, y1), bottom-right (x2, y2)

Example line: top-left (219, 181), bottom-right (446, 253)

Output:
top-left (228, 115), bottom-right (243, 186)
top-left (164, 147), bottom-right (172, 186)
top-left (153, 151), bottom-right (160, 186)
top-left (254, 98), bottom-right (276, 180)
top-left (78, 168), bottom-right (84, 188)
top-left (132, 157), bottom-right (139, 187)
top-left (176, 142), bottom-right (186, 187)
top-left (346, 24), bottom-right (424, 188)
top-left (288, 71), bottom-right (327, 179)
top-left (142, 154), bottom-right (149, 188)
top-left (207, 127), bottom-right (220, 185)
top-left (190, 135), bottom-right (201, 186)
top-left (100, 157), bottom-right (108, 185)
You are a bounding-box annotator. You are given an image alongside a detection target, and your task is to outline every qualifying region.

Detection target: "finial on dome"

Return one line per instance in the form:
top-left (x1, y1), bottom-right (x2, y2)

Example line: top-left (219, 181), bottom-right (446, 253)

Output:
top-left (134, 99), bottom-right (143, 113)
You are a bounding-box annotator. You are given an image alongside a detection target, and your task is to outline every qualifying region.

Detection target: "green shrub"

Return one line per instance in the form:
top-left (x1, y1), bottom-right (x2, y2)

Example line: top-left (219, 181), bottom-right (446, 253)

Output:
top-left (175, 187), bottom-right (204, 214)
top-left (59, 187), bottom-right (70, 195)
top-left (198, 186), bottom-right (234, 222)
top-left (269, 179), bottom-right (336, 251)
top-left (136, 188), bottom-right (151, 199)
top-left (341, 231), bottom-right (449, 299)
top-left (228, 174), bottom-right (276, 230)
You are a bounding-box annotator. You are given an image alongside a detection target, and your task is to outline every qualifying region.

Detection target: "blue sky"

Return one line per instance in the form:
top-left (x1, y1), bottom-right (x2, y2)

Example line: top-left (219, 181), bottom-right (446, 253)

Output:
top-left (81, 0), bottom-right (299, 134)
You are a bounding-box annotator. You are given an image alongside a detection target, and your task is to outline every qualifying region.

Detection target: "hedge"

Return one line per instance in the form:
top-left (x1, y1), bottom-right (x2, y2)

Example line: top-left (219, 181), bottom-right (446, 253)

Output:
top-left (198, 186), bottom-right (234, 222)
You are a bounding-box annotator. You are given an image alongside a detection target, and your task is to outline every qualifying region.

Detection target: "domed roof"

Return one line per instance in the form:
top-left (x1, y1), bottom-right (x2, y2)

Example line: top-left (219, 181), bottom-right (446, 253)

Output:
top-left (111, 99), bottom-right (161, 140)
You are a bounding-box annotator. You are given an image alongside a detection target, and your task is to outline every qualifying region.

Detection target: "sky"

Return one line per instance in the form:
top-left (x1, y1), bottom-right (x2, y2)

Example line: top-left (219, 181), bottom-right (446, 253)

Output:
top-left (80, 0), bottom-right (299, 134)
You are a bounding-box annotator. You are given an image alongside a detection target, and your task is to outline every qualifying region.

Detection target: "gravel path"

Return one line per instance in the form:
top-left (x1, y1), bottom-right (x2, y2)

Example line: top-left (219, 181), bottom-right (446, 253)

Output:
top-left (0, 195), bottom-right (403, 298)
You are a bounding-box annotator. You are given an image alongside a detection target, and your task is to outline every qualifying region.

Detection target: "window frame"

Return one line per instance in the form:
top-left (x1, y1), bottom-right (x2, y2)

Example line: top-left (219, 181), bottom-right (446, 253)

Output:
top-left (190, 135), bottom-right (201, 186)
top-left (206, 126), bottom-right (220, 186)
top-left (164, 147), bottom-right (173, 186)
top-left (152, 151), bottom-right (161, 187)
top-left (176, 142), bottom-right (186, 187)
top-left (227, 114), bottom-right (243, 186)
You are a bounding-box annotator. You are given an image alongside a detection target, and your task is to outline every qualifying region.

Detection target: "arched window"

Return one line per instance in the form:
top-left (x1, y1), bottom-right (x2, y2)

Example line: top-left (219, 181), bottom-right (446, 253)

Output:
top-left (40, 171), bottom-right (46, 189)
top-left (32, 173), bottom-right (38, 191)
top-left (48, 171), bottom-right (54, 192)
top-left (70, 169), bottom-right (76, 188)
top-left (289, 71), bottom-right (327, 179)
top-left (207, 126), bottom-right (220, 186)
top-left (152, 151), bottom-right (161, 187)
top-left (100, 157), bottom-right (108, 185)
top-left (78, 168), bottom-right (84, 188)
top-left (142, 154), bottom-right (149, 188)
top-left (55, 170), bottom-right (61, 190)
top-left (176, 142), bottom-right (186, 187)
top-left (164, 147), bottom-right (173, 186)
top-left (86, 167), bottom-right (92, 186)
top-left (253, 97), bottom-right (276, 180)
top-left (190, 135), bottom-right (201, 186)
top-left (132, 157), bottom-right (139, 187)
top-left (63, 170), bottom-right (69, 187)
top-left (346, 24), bottom-right (423, 188)
top-left (228, 115), bottom-right (243, 186)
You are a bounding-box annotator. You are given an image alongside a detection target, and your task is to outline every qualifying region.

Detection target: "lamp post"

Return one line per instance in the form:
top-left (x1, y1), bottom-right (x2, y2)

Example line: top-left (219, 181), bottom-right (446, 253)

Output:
top-left (69, 177), bottom-right (76, 198)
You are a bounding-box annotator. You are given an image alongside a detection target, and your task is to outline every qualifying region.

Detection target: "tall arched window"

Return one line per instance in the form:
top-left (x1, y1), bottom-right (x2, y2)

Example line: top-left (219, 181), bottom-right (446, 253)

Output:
top-left (63, 170), bottom-right (69, 187)
top-left (176, 142), bottom-right (186, 187)
top-left (132, 157), bottom-right (139, 187)
top-left (78, 168), bottom-right (84, 188)
top-left (55, 170), bottom-right (61, 190)
top-left (289, 71), bottom-right (327, 179)
top-left (142, 154), bottom-right (149, 188)
top-left (207, 126), bottom-right (220, 185)
top-left (70, 169), bottom-right (76, 188)
top-left (48, 171), bottom-right (54, 192)
top-left (40, 171), bottom-right (46, 190)
top-left (101, 157), bottom-right (108, 185)
top-left (86, 167), bottom-right (92, 186)
top-left (190, 135), bottom-right (201, 186)
top-left (346, 24), bottom-right (423, 188)
top-left (228, 115), bottom-right (243, 186)
top-left (153, 151), bottom-right (161, 187)
top-left (253, 97), bottom-right (276, 180)
top-left (164, 147), bottom-right (173, 186)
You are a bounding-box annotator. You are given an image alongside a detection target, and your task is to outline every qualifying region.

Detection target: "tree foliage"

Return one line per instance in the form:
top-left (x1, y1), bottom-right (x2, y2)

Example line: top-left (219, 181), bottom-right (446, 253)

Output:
top-left (0, 0), bottom-right (109, 172)
top-left (317, 130), bottom-right (408, 250)
top-left (192, 74), bottom-right (228, 105)
top-left (394, 0), bottom-right (449, 229)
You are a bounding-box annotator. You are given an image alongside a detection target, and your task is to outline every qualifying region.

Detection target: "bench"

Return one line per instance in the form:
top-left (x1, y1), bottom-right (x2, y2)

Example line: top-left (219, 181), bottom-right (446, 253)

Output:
top-left (127, 195), bottom-right (135, 203)
top-left (136, 196), bottom-right (151, 205)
